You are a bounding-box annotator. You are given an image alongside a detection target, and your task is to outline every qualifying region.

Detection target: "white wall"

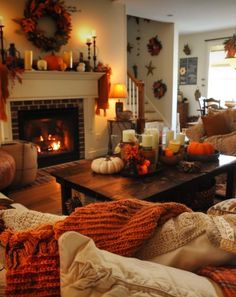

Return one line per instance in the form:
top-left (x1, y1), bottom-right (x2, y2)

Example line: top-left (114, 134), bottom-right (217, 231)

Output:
top-left (179, 28), bottom-right (235, 116)
top-left (0, 0), bottom-right (127, 157)
top-left (127, 17), bottom-right (178, 129)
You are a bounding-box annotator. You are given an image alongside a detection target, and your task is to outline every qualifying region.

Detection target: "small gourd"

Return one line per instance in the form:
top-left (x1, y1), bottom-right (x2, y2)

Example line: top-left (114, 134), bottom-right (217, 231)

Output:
top-left (187, 141), bottom-right (215, 155)
top-left (37, 58), bottom-right (47, 70)
top-left (91, 156), bottom-right (124, 174)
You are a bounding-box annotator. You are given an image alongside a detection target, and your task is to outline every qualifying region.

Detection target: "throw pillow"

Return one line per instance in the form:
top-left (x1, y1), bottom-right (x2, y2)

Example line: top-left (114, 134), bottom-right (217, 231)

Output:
top-left (201, 113), bottom-right (230, 137)
top-left (207, 198), bottom-right (236, 215)
top-left (59, 231), bottom-right (222, 297)
top-left (185, 121), bottom-right (205, 141)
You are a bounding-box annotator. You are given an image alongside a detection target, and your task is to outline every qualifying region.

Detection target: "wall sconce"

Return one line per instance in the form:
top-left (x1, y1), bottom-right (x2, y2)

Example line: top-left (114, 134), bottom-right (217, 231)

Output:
top-left (109, 83), bottom-right (128, 118)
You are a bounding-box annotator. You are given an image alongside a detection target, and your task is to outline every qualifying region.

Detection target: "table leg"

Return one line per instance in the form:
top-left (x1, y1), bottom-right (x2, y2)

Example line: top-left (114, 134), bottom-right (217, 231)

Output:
top-left (225, 166), bottom-right (236, 199)
top-left (60, 182), bottom-right (72, 215)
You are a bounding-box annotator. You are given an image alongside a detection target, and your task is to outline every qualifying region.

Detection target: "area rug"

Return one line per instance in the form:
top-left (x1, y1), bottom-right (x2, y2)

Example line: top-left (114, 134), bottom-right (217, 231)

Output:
top-left (9, 160), bottom-right (82, 193)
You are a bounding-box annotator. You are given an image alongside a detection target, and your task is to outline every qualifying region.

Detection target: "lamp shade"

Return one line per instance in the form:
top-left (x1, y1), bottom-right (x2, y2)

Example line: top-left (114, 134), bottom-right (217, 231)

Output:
top-left (109, 83), bottom-right (128, 99)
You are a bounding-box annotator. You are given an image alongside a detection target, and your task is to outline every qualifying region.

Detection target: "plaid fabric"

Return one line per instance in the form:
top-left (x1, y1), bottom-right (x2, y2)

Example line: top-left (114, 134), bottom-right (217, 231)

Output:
top-left (198, 266), bottom-right (236, 297)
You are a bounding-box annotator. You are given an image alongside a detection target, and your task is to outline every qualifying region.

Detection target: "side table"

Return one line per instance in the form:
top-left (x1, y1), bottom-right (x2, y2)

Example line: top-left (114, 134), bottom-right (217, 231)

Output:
top-left (107, 118), bottom-right (135, 154)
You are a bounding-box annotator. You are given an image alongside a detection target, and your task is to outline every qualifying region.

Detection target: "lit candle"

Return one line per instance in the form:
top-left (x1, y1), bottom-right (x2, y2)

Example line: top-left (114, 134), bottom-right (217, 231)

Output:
top-left (176, 132), bottom-right (185, 146)
top-left (24, 50), bottom-right (33, 70)
top-left (166, 130), bottom-right (174, 146)
top-left (142, 134), bottom-right (153, 148)
top-left (0, 16), bottom-right (4, 26)
top-left (168, 140), bottom-right (181, 153)
top-left (86, 37), bottom-right (91, 43)
top-left (91, 30), bottom-right (96, 37)
top-left (122, 129), bottom-right (136, 142)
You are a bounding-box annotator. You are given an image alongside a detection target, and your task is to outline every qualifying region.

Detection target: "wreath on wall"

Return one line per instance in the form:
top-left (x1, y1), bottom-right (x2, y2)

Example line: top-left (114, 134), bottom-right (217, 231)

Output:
top-left (19, 0), bottom-right (72, 52)
top-left (153, 79), bottom-right (167, 99)
top-left (147, 35), bottom-right (162, 56)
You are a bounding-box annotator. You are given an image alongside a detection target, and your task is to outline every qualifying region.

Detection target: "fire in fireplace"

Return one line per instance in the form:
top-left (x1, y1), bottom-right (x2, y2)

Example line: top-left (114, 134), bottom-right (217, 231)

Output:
top-left (18, 107), bottom-right (80, 168)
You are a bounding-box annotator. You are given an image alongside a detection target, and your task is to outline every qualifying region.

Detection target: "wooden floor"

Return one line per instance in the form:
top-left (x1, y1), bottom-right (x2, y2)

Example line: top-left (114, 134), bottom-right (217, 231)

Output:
top-left (8, 180), bottom-right (62, 215)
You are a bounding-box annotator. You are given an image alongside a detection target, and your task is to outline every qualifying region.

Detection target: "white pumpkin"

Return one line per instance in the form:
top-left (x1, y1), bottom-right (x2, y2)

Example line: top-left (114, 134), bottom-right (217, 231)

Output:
top-left (91, 156), bottom-right (124, 174)
top-left (37, 58), bottom-right (47, 70)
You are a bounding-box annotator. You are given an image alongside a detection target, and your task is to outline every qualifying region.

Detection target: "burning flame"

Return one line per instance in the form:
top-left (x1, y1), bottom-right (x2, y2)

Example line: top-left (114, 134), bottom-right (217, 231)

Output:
top-left (37, 135), bottom-right (62, 153)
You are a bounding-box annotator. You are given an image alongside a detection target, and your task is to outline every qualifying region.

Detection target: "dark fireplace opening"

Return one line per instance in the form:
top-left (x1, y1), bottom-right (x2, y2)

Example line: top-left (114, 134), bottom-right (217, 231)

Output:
top-left (18, 107), bottom-right (80, 168)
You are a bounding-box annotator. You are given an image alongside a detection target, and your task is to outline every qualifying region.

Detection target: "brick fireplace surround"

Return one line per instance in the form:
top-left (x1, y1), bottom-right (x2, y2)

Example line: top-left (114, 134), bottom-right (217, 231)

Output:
top-left (0, 71), bottom-right (104, 160)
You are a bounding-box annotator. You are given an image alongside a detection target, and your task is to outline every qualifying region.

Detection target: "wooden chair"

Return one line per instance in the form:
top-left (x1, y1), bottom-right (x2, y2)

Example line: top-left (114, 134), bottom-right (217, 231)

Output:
top-left (202, 98), bottom-right (221, 115)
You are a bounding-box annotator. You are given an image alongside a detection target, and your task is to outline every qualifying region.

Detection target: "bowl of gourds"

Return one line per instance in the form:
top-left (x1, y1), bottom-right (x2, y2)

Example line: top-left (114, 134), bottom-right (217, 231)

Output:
top-left (184, 141), bottom-right (219, 162)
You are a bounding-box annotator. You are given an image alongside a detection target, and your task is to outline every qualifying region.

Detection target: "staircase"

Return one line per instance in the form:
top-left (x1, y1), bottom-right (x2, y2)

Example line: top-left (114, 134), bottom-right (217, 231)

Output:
top-left (126, 72), bottom-right (164, 132)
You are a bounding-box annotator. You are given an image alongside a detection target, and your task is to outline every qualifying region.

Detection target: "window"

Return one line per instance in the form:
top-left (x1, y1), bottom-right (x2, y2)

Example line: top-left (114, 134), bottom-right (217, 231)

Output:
top-left (208, 48), bottom-right (236, 106)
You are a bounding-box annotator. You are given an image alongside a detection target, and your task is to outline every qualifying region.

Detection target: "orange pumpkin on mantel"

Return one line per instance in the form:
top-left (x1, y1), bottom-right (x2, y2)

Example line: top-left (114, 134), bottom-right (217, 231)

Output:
top-left (44, 52), bottom-right (65, 70)
top-left (187, 141), bottom-right (215, 156)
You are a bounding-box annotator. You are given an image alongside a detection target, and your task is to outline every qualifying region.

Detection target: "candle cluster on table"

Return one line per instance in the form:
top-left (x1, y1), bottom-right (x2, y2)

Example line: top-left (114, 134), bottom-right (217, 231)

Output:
top-left (120, 129), bottom-right (160, 175)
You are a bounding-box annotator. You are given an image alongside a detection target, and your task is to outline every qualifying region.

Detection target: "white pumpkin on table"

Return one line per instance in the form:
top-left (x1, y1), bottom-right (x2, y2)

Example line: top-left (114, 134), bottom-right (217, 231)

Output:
top-left (91, 156), bottom-right (124, 174)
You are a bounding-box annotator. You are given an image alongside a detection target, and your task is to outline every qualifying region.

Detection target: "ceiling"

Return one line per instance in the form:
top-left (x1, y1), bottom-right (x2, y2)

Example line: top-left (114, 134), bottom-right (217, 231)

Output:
top-left (124, 0), bottom-right (236, 34)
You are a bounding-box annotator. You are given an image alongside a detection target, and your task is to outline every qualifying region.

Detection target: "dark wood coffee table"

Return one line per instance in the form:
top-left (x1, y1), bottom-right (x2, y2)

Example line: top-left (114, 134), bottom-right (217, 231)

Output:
top-left (51, 154), bottom-right (236, 215)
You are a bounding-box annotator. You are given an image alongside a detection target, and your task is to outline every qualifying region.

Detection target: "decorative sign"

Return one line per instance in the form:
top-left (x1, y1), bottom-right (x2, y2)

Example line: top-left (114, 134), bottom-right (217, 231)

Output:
top-left (179, 57), bottom-right (198, 85)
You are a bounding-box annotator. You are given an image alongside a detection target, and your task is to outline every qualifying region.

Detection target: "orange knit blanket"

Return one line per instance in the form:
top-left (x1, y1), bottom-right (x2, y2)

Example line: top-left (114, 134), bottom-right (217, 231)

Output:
top-left (0, 199), bottom-right (190, 297)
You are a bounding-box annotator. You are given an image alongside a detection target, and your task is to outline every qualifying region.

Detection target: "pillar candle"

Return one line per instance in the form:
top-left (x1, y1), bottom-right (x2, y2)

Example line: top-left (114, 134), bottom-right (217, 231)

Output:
top-left (145, 128), bottom-right (159, 150)
top-left (176, 132), bottom-right (185, 146)
top-left (122, 129), bottom-right (136, 142)
top-left (0, 16), bottom-right (4, 26)
top-left (142, 134), bottom-right (153, 148)
top-left (63, 51), bottom-right (73, 69)
top-left (24, 50), bottom-right (33, 70)
top-left (166, 130), bottom-right (174, 146)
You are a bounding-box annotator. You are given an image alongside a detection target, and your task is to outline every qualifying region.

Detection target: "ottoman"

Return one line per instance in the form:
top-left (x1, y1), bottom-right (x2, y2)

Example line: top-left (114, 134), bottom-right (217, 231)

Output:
top-left (1, 141), bottom-right (38, 188)
top-left (0, 150), bottom-right (16, 190)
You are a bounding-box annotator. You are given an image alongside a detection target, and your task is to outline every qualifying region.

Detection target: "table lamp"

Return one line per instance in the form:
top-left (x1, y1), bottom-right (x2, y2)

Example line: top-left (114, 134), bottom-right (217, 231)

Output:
top-left (109, 83), bottom-right (128, 118)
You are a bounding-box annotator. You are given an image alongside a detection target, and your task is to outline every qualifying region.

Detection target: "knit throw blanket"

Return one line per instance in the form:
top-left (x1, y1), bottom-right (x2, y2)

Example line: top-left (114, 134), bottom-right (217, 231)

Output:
top-left (198, 266), bottom-right (236, 297)
top-left (0, 199), bottom-right (190, 297)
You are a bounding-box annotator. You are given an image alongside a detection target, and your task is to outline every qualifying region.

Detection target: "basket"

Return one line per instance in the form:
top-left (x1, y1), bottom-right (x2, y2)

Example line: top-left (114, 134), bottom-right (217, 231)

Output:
top-left (180, 178), bottom-right (216, 211)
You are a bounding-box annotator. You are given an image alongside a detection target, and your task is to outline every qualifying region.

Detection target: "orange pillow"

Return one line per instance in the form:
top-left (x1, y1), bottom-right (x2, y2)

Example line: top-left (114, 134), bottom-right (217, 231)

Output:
top-left (201, 113), bottom-right (230, 137)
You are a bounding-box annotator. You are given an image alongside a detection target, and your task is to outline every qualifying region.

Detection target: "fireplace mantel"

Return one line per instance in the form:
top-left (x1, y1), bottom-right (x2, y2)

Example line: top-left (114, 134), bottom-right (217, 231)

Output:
top-left (9, 71), bottom-right (104, 101)
top-left (0, 71), bottom-right (105, 159)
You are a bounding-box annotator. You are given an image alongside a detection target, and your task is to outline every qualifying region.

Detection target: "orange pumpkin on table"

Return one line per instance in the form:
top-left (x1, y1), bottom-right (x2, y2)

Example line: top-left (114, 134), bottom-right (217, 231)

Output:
top-left (187, 141), bottom-right (215, 155)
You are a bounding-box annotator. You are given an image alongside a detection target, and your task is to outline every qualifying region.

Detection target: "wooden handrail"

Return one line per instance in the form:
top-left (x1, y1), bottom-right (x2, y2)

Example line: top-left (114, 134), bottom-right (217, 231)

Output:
top-left (127, 72), bottom-right (145, 133)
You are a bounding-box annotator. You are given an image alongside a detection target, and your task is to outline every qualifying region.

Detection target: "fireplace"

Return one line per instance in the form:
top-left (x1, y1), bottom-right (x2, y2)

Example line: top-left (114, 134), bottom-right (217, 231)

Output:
top-left (0, 71), bottom-right (104, 161)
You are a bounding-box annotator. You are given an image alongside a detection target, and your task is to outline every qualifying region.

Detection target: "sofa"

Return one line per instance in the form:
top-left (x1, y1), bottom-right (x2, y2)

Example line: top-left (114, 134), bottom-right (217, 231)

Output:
top-left (186, 108), bottom-right (236, 155)
top-left (0, 192), bottom-right (236, 297)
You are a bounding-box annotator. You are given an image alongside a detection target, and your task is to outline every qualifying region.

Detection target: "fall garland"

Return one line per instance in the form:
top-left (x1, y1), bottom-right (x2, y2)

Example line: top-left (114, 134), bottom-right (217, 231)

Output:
top-left (19, 0), bottom-right (72, 52)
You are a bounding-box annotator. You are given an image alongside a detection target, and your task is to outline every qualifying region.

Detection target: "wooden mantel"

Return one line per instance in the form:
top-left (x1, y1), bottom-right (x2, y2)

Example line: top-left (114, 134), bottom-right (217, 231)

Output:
top-left (9, 71), bottom-right (104, 101)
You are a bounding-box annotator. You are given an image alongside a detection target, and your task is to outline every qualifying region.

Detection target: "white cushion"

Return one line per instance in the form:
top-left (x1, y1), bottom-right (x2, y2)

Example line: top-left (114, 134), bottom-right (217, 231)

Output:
top-left (59, 231), bottom-right (223, 297)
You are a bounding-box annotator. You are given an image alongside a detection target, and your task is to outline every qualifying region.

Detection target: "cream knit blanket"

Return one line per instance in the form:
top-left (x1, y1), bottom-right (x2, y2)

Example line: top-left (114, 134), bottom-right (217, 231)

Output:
top-left (136, 212), bottom-right (236, 260)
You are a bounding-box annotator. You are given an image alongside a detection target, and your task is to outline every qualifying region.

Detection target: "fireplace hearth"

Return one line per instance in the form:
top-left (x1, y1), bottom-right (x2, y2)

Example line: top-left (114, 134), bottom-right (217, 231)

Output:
top-left (18, 106), bottom-right (80, 168)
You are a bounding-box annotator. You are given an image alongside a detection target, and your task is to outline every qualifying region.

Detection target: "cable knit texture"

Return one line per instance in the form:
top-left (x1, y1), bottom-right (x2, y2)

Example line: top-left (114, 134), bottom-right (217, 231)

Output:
top-left (0, 199), bottom-right (191, 297)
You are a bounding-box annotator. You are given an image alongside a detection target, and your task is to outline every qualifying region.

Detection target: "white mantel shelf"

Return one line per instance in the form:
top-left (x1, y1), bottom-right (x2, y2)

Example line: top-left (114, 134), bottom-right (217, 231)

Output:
top-left (1, 70), bottom-right (105, 159)
top-left (9, 71), bottom-right (104, 101)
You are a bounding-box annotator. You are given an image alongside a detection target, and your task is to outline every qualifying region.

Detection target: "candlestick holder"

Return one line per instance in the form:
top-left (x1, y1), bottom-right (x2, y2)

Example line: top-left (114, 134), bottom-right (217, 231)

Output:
top-left (0, 25), bottom-right (6, 64)
top-left (86, 40), bottom-right (92, 71)
top-left (92, 36), bottom-right (97, 70)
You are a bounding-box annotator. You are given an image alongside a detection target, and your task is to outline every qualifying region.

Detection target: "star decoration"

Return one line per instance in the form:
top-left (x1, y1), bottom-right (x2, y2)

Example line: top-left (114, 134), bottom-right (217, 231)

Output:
top-left (127, 42), bottom-right (133, 53)
top-left (145, 61), bottom-right (156, 76)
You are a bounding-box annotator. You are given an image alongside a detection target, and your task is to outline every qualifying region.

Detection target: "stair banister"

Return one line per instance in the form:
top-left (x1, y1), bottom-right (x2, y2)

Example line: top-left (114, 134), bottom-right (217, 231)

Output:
top-left (127, 72), bottom-right (145, 133)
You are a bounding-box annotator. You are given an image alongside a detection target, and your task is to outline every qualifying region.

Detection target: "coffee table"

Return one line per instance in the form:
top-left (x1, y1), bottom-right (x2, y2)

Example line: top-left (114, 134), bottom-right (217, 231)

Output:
top-left (51, 154), bottom-right (236, 215)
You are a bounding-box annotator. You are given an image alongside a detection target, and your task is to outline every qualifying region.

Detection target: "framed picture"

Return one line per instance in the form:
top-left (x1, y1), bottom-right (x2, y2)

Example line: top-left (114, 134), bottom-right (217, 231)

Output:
top-left (179, 57), bottom-right (198, 85)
